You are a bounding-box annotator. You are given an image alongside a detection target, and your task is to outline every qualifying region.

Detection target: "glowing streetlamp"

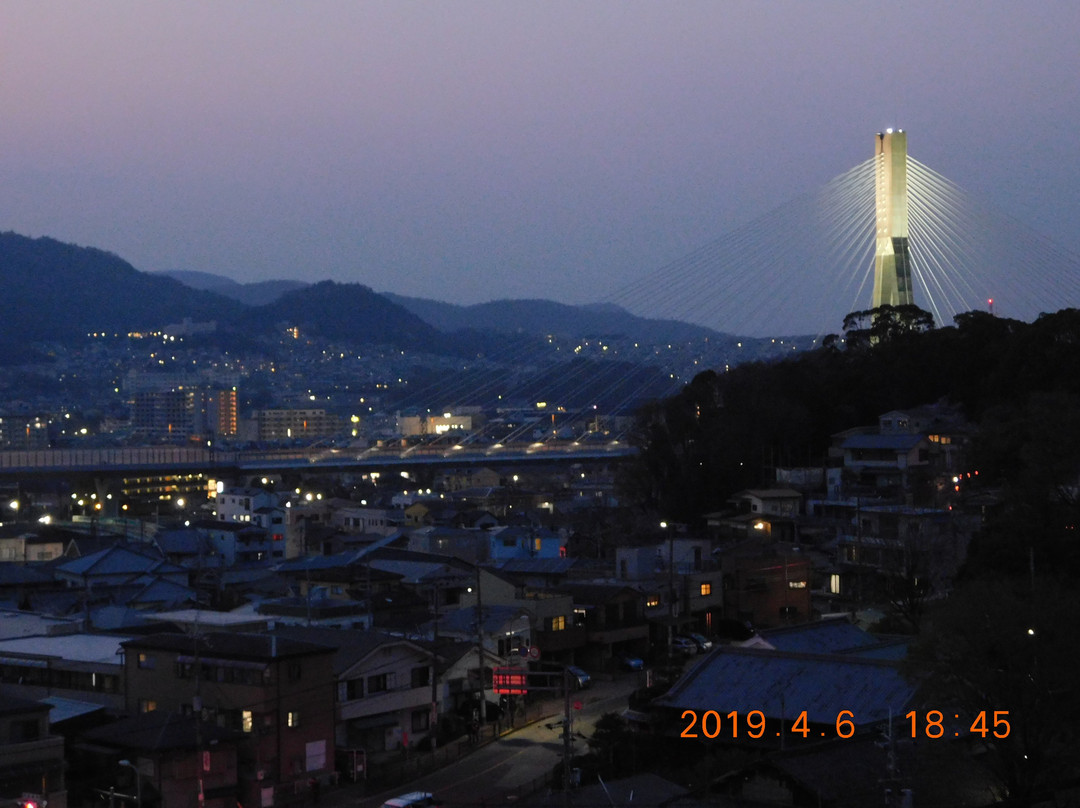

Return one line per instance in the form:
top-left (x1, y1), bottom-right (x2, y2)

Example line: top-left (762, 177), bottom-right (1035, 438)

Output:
top-left (118, 760), bottom-right (141, 808)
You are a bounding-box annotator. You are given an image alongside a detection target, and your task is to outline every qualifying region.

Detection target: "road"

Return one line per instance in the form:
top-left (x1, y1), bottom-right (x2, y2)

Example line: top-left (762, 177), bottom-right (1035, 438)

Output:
top-left (325, 671), bottom-right (642, 808)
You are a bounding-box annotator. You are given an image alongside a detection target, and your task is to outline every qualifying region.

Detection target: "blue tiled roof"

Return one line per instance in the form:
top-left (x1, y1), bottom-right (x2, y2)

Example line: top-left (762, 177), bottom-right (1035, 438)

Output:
top-left (56, 544), bottom-right (170, 577)
top-left (759, 619), bottom-right (880, 655)
top-left (839, 640), bottom-right (910, 661)
top-left (655, 647), bottom-right (917, 726)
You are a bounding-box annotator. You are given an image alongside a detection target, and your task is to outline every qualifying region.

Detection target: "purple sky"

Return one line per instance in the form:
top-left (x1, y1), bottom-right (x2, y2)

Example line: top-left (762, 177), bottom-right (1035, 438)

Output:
top-left (3, 2), bottom-right (1079, 319)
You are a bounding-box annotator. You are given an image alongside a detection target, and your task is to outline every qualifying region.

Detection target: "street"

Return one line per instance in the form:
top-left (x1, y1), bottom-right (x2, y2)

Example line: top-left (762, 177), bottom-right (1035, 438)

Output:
top-left (322, 671), bottom-right (642, 808)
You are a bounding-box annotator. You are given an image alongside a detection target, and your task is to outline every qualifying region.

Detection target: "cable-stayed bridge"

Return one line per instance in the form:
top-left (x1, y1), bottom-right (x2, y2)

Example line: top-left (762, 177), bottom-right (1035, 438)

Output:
top-left (606, 129), bottom-right (1080, 338)
top-left (388, 129), bottom-right (1080, 446)
top-left (7, 131), bottom-right (1080, 481)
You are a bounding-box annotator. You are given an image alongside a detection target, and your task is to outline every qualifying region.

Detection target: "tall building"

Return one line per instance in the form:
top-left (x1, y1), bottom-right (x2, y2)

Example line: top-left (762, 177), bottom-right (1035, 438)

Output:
top-left (254, 409), bottom-right (343, 441)
top-left (131, 387), bottom-right (237, 441)
top-left (871, 129), bottom-right (914, 309)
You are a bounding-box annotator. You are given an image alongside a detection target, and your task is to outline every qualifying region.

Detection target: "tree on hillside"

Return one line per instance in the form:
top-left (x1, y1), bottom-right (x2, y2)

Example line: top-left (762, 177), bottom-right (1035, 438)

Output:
top-left (911, 576), bottom-right (1080, 805)
top-left (843, 304), bottom-right (935, 348)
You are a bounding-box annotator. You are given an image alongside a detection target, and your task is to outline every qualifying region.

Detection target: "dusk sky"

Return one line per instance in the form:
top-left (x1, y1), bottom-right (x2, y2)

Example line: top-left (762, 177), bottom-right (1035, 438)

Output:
top-left (3, 2), bottom-right (1079, 324)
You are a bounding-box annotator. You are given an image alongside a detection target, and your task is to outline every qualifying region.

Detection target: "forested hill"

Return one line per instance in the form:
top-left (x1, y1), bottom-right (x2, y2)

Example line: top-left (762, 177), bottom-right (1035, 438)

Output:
top-left (623, 307), bottom-right (1080, 539)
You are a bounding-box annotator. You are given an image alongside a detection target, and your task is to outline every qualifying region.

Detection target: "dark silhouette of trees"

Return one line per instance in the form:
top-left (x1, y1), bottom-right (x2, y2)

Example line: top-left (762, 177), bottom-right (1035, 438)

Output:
top-left (843, 303), bottom-right (935, 349)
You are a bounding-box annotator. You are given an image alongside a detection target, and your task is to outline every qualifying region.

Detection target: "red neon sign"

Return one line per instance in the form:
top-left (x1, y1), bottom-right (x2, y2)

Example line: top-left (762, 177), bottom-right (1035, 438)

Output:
top-left (493, 667), bottom-right (528, 695)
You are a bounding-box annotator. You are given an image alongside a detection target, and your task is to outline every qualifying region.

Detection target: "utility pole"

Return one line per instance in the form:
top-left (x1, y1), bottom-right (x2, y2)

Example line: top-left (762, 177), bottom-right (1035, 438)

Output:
top-left (192, 615), bottom-right (204, 808)
top-left (475, 566), bottom-right (487, 724)
top-left (662, 521), bottom-right (675, 657)
top-left (562, 667), bottom-right (572, 805)
top-left (430, 585), bottom-right (440, 751)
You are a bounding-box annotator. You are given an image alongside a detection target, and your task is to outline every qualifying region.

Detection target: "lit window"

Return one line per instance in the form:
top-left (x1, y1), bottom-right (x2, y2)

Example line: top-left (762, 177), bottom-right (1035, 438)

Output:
top-left (139, 699), bottom-right (157, 713)
top-left (551, 615), bottom-right (566, 631)
top-left (788, 580), bottom-right (807, 589)
top-left (287, 711), bottom-right (301, 728)
top-left (646, 596), bottom-right (660, 608)
top-left (137, 653), bottom-right (154, 670)
top-left (829, 574), bottom-right (841, 595)
top-left (700, 583), bottom-right (712, 596)
top-left (242, 711), bottom-right (253, 733)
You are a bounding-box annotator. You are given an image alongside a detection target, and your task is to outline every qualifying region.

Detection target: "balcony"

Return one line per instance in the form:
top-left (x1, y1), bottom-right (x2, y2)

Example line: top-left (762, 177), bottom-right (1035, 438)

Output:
top-left (338, 686), bottom-right (430, 721)
top-left (0, 734), bottom-right (64, 771)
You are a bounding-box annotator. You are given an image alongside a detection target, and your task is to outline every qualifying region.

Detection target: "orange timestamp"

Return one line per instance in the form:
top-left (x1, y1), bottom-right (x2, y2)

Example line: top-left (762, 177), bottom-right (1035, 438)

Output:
top-left (680, 709), bottom-right (858, 740)
top-left (906, 709), bottom-right (1011, 739)
top-left (679, 709), bottom-right (1011, 740)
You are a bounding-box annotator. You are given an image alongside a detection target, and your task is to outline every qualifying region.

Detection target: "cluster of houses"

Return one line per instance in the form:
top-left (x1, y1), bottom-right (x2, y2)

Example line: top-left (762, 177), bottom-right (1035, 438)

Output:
top-left (0, 402), bottom-right (989, 807)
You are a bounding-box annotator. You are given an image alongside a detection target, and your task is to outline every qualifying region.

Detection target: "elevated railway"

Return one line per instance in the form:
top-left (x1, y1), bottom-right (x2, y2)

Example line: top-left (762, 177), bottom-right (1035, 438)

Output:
top-left (0, 440), bottom-right (636, 481)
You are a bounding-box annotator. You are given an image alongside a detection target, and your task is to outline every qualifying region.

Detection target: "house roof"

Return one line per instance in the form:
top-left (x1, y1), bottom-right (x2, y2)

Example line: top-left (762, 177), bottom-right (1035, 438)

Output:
top-left (155, 528), bottom-right (210, 556)
top-left (0, 608), bottom-right (83, 639)
top-left (41, 695), bottom-right (107, 724)
top-left (0, 692), bottom-right (50, 717)
top-left (550, 582), bottom-right (642, 606)
top-left (56, 544), bottom-right (183, 578)
top-left (0, 632), bottom-right (131, 664)
top-left (840, 433), bottom-right (925, 451)
top-left (758, 618), bottom-right (884, 655)
top-left (121, 630), bottom-right (334, 661)
top-left (436, 604), bottom-right (530, 635)
top-left (270, 625), bottom-right (431, 674)
top-left (0, 563), bottom-right (54, 586)
top-left (653, 646), bottom-right (917, 727)
top-left (82, 710), bottom-right (242, 752)
top-left (496, 557), bottom-right (577, 575)
top-left (734, 488), bottom-right (804, 500)
top-left (117, 576), bottom-right (199, 607)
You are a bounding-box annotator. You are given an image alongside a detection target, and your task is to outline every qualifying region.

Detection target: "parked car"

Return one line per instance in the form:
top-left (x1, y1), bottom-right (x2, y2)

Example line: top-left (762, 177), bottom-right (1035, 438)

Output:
top-left (671, 637), bottom-right (697, 656)
top-left (616, 653), bottom-right (645, 671)
top-left (567, 665), bottom-right (591, 689)
top-left (681, 632), bottom-right (714, 653)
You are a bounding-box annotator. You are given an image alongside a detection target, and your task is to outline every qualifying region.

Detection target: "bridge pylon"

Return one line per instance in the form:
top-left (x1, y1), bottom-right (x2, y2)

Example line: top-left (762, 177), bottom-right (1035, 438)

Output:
top-left (872, 129), bottom-right (914, 309)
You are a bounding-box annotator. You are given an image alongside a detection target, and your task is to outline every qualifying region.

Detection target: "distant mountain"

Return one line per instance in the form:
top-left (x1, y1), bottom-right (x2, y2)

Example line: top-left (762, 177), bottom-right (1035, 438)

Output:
top-left (158, 269), bottom-right (309, 306)
top-left (240, 280), bottom-right (451, 351)
top-left (0, 232), bottom-right (792, 378)
top-left (383, 293), bottom-right (733, 345)
top-left (0, 232), bottom-right (246, 344)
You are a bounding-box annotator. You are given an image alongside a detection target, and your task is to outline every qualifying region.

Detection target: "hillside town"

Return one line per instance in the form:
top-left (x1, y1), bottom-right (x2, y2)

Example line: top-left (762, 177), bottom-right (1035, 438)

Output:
top-left (1, 382), bottom-right (1005, 807)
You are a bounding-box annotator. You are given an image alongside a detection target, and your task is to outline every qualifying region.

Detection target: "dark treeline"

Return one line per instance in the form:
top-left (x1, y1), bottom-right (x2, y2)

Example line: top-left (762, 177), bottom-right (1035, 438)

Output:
top-left (619, 306), bottom-right (1080, 803)
top-left (620, 306), bottom-right (1080, 575)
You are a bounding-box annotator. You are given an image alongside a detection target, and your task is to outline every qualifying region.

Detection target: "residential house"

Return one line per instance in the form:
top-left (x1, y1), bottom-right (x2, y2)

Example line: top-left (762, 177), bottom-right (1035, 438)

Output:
top-left (53, 545), bottom-right (189, 591)
top-left (0, 526), bottom-right (65, 563)
top-left (193, 519), bottom-right (280, 564)
top-left (614, 538), bottom-right (723, 638)
top-left (550, 583), bottom-right (648, 669)
top-left (718, 547), bottom-right (812, 628)
top-left (120, 632), bottom-right (335, 808)
top-left (434, 604), bottom-right (532, 662)
top-left (76, 711), bottom-right (243, 808)
top-left (407, 526), bottom-right (489, 564)
top-left (0, 633), bottom-right (130, 710)
top-left (269, 627), bottom-right (468, 764)
top-left (0, 693), bottom-right (66, 808)
top-left (487, 526), bottom-right (564, 562)
top-left (649, 645), bottom-right (916, 745)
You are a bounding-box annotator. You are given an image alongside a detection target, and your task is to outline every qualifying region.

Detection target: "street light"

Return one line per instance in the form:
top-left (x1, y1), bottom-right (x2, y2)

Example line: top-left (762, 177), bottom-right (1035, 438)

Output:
top-left (118, 760), bottom-right (141, 808)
